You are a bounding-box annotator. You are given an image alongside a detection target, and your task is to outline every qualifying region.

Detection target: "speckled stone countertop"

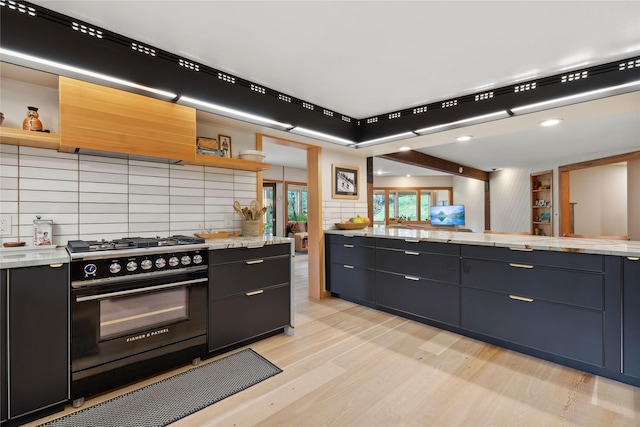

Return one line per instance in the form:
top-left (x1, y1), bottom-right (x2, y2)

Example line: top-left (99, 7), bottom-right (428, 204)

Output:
top-left (0, 246), bottom-right (70, 269)
top-left (325, 226), bottom-right (640, 257)
top-left (204, 235), bottom-right (294, 250)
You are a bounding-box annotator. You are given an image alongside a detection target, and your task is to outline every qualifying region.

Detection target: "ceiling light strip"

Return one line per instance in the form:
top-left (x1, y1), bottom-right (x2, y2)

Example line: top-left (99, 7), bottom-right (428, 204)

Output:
top-left (288, 127), bottom-right (353, 146)
top-left (0, 48), bottom-right (177, 98)
top-left (357, 132), bottom-right (416, 147)
top-left (179, 96), bottom-right (292, 128)
top-left (511, 80), bottom-right (640, 113)
top-left (415, 111), bottom-right (509, 135)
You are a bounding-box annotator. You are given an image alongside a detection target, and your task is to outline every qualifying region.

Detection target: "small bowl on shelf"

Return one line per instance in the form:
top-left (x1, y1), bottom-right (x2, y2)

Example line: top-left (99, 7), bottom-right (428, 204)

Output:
top-left (334, 221), bottom-right (370, 230)
top-left (238, 150), bottom-right (265, 162)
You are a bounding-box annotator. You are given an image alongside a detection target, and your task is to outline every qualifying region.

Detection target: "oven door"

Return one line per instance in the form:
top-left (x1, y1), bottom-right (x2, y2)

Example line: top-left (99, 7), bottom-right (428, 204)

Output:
top-left (71, 269), bottom-right (207, 374)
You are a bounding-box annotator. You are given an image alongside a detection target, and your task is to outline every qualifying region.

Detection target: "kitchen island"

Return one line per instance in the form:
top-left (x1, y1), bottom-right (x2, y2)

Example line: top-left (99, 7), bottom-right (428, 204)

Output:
top-left (325, 226), bottom-right (639, 387)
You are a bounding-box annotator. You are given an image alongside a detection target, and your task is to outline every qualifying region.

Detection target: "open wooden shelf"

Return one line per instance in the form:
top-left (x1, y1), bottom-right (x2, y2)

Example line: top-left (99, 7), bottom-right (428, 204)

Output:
top-left (0, 127), bottom-right (60, 150)
top-left (184, 153), bottom-right (272, 172)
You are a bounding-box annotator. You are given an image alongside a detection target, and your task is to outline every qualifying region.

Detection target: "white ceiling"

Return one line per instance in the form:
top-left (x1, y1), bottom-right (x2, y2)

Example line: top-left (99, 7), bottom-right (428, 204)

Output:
top-left (27, 1), bottom-right (640, 175)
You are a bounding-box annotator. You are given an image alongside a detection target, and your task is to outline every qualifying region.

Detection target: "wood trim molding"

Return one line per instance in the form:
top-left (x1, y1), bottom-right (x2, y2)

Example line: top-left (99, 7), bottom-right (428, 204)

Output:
top-left (381, 150), bottom-right (489, 181)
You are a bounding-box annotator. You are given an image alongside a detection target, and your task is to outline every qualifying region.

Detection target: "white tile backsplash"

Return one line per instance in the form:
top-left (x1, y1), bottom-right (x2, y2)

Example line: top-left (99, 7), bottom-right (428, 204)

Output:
top-left (1, 144), bottom-right (258, 245)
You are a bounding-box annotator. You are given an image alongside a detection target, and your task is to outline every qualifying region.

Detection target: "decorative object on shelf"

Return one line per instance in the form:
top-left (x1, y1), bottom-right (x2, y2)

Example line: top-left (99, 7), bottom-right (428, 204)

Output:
top-left (238, 150), bottom-right (265, 162)
top-left (194, 231), bottom-right (240, 239)
top-left (2, 241), bottom-right (26, 248)
top-left (0, 112), bottom-right (4, 126)
top-left (196, 136), bottom-right (225, 157)
top-left (33, 215), bottom-right (53, 246)
top-left (218, 134), bottom-right (232, 158)
top-left (22, 106), bottom-right (43, 131)
top-left (332, 164), bottom-right (359, 199)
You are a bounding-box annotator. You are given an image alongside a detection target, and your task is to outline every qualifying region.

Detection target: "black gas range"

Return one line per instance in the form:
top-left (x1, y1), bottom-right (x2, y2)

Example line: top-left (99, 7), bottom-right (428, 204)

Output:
top-left (67, 235), bottom-right (210, 406)
top-left (67, 235), bottom-right (209, 286)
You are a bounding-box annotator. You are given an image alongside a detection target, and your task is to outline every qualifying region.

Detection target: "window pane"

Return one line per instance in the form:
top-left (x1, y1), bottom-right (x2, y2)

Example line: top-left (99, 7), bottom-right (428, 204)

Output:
top-left (373, 191), bottom-right (386, 222)
top-left (420, 191), bottom-right (432, 221)
top-left (397, 191), bottom-right (417, 220)
top-left (388, 193), bottom-right (396, 218)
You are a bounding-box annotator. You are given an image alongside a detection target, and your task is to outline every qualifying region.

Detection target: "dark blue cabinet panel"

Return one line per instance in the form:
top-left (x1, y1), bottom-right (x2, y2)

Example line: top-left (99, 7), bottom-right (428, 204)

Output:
top-left (0, 271), bottom-right (6, 424)
top-left (376, 271), bottom-right (459, 326)
top-left (377, 250), bottom-right (459, 285)
top-left (461, 287), bottom-right (603, 367)
top-left (327, 263), bottom-right (376, 304)
top-left (328, 244), bottom-right (375, 269)
top-left (623, 257), bottom-right (640, 379)
top-left (375, 238), bottom-right (460, 256)
top-left (461, 258), bottom-right (604, 310)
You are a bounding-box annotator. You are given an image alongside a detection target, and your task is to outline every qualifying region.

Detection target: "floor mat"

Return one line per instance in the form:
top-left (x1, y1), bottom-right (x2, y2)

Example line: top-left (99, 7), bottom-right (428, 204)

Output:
top-left (39, 348), bottom-right (282, 427)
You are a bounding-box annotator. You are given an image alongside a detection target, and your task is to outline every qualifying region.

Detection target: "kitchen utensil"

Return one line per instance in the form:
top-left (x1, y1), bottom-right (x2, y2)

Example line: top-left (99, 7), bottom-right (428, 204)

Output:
top-left (233, 201), bottom-right (246, 220)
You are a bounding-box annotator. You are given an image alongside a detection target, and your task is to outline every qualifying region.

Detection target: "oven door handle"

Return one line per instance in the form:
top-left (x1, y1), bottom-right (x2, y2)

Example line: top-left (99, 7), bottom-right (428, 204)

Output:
top-left (75, 278), bottom-right (207, 302)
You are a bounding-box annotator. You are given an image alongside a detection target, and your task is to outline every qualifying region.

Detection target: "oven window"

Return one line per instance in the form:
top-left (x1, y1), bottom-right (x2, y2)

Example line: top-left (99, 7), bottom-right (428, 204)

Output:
top-left (99, 287), bottom-right (188, 340)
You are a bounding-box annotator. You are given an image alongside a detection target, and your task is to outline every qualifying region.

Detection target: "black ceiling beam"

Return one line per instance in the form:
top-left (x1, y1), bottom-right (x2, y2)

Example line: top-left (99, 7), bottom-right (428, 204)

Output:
top-left (381, 151), bottom-right (489, 181)
top-left (2, 2), bottom-right (639, 146)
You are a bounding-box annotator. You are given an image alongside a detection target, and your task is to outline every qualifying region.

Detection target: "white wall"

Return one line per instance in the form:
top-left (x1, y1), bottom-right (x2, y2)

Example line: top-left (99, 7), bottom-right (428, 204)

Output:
top-left (321, 150), bottom-right (367, 228)
top-left (489, 168), bottom-right (531, 233)
top-left (0, 144), bottom-right (257, 246)
top-left (571, 164), bottom-right (627, 236)
top-left (452, 176), bottom-right (485, 232)
top-left (628, 160), bottom-right (640, 241)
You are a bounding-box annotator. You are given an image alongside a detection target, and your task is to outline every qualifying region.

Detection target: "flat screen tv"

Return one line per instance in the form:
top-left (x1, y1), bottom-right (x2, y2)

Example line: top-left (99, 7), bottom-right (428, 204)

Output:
top-left (429, 205), bottom-right (465, 226)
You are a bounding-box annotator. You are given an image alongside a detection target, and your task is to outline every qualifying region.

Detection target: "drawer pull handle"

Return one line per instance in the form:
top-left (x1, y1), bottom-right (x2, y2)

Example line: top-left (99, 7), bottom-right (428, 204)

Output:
top-left (509, 294), bottom-right (534, 303)
top-left (405, 275), bottom-right (420, 281)
top-left (246, 259), bottom-right (264, 265)
top-left (343, 244), bottom-right (355, 248)
top-left (404, 239), bottom-right (420, 243)
top-left (509, 263), bottom-right (534, 269)
top-left (404, 251), bottom-right (420, 256)
top-left (49, 263), bottom-right (64, 268)
top-left (628, 257), bottom-right (640, 261)
top-left (246, 290), bottom-right (264, 296)
top-left (343, 265), bottom-right (355, 269)
top-left (509, 247), bottom-right (533, 252)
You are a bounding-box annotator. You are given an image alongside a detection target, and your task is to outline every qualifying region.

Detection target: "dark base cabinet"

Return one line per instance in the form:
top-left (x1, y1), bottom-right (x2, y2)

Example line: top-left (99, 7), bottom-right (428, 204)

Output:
top-left (1, 271), bottom-right (6, 425)
top-left (376, 271), bottom-right (459, 326)
top-left (623, 257), bottom-right (640, 379)
top-left (208, 244), bottom-right (291, 354)
top-left (2, 264), bottom-right (69, 425)
top-left (324, 232), bottom-right (638, 387)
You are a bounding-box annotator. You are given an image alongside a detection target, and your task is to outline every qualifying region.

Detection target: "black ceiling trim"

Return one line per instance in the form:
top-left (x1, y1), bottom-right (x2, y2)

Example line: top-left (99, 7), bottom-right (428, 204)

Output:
top-left (2, 1), bottom-right (639, 145)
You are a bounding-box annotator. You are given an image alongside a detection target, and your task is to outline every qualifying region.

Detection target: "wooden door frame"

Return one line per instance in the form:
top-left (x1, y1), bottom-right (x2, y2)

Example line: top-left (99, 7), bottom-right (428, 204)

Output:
top-left (257, 134), bottom-right (324, 299)
top-left (558, 150), bottom-right (640, 236)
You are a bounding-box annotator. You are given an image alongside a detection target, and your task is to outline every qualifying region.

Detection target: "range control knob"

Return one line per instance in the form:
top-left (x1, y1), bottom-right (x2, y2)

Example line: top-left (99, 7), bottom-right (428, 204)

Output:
top-left (109, 263), bottom-right (121, 274)
top-left (192, 254), bottom-right (203, 264)
top-left (141, 259), bottom-right (153, 270)
top-left (84, 263), bottom-right (97, 276)
top-left (155, 257), bottom-right (166, 268)
top-left (181, 255), bottom-right (191, 266)
top-left (126, 261), bottom-right (138, 272)
top-left (168, 256), bottom-right (180, 267)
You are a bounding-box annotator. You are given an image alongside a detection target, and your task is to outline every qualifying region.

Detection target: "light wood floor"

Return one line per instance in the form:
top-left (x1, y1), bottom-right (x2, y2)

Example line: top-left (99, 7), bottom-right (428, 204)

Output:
top-left (28, 252), bottom-right (639, 427)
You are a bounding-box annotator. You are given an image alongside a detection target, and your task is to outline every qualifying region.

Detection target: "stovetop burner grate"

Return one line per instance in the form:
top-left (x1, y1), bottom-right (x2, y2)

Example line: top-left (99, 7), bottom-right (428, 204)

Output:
top-left (67, 235), bottom-right (206, 253)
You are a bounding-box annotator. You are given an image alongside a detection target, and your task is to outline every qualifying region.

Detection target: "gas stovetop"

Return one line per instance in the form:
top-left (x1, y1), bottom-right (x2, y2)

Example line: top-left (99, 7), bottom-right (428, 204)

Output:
top-left (67, 235), bottom-right (205, 254)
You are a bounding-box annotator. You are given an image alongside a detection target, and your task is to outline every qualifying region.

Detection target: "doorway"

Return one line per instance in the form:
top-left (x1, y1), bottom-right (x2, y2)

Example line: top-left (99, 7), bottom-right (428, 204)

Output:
top-left (262, 182), bottom-right (276, 237)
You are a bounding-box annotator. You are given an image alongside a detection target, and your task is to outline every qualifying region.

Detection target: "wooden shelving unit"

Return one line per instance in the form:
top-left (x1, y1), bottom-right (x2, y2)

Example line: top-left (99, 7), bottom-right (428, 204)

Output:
top-left (0, 127), bottom-right (60, 150)
top-left (184, 153), bottom-right (272, 172)
top-left (531, 170), bottom-right (553, 236)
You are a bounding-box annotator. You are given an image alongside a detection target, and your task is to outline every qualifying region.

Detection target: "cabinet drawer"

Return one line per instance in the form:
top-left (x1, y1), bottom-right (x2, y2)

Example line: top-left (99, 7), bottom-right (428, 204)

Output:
top-left (461, 287), bottom-right (603, 366)
top-left (326, 233), bottom-right (374, 248)
top-left (377, 249), bottom-right (459, 284)
top-left (208, 284), bottom-right (290, 352)
top-left (461, 258), bottom-right (603, 310)
top-left (376, 271), bottom-right (459, 326)
top-left (210, 244), bottom-right (290, 265)
top-left (328, 243), bottom-right (375, 269)
top-left (461, 245), bottom-right (603, 272)
top-left (328, 263), bottom-right (375, 304)
top-left (210, 256), bottom-right (290, 298)
top-left (375, 238), bottom-right (460, 256)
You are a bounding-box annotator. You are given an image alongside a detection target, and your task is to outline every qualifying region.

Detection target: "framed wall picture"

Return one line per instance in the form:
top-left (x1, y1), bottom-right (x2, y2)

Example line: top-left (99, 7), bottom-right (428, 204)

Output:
top-left (332, 164), bottom-right (359, 199)
top-left (218, 134), bottom-right (232, 158)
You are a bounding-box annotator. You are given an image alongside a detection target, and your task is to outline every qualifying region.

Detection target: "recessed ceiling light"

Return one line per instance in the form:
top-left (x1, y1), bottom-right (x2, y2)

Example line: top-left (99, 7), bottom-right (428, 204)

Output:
top-left (539, 118), bottom-right (562, 127)
top-left (456, 135), bottom-right (473, 142)
top-left (377, 170), bottom-right (384, 175)
top-left (398, 146), bottom-right (411, 151)
top-left (406, 174), bottom-right (411, 177)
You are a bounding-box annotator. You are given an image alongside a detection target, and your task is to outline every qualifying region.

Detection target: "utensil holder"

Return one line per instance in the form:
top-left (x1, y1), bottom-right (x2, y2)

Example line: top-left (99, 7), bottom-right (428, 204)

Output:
top-left (242, 220), bottom-right (260, 236)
